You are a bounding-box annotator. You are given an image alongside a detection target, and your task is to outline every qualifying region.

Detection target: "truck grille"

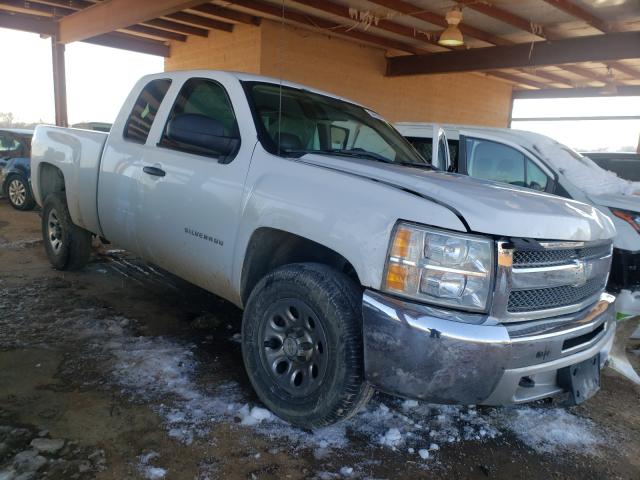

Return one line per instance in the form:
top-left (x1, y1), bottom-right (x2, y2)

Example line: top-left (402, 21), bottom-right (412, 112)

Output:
top-left (513, 243), bottom-right (612, 268)
top-left (507, 278), bottom-right (605, 313)
top-left (499, 240), bottom-right (612, 320)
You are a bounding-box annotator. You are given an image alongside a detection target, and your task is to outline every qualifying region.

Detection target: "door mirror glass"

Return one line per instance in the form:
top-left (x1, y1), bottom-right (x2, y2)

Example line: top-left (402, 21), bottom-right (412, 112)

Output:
top-left (166, 113), bottom-right (239, 157)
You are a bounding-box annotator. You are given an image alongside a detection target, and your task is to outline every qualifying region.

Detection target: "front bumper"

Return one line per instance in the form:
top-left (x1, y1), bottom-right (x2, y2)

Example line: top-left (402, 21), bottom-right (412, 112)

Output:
top-left (363, 290), bottom-right (616, 405)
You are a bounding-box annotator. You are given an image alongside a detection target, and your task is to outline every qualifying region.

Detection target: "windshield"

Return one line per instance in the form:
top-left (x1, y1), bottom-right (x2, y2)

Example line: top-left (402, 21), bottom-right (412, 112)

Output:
top-left (243, 82), bottom-right (427, 166)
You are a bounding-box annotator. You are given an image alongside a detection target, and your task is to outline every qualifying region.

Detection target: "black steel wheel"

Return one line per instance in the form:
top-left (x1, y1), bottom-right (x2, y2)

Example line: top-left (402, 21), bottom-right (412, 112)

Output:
top-left (242, 263), bottom-right (373, 428)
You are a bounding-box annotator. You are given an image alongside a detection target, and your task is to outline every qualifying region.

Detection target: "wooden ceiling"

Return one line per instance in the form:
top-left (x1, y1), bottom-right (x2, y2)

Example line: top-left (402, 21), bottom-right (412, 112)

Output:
top-left (0, 0), bottom-right (639, 92)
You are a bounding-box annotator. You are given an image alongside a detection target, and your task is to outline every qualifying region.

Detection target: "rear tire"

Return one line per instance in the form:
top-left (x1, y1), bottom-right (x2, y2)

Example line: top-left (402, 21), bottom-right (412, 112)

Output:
top-left (5, 174), bottom-right (35, 211)
top-left (41, 193), bottom-right (92, 270)
top-left (242, 263), bottom-right (373, 428)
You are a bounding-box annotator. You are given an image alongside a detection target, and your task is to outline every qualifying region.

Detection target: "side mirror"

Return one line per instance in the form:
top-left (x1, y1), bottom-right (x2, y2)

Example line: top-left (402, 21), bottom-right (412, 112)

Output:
top-left (165, 113), bottom-right (239, 158)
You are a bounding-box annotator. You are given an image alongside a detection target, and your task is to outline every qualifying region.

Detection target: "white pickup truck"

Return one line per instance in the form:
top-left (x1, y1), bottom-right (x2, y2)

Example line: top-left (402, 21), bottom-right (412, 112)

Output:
top-left (31, 70), bottom-right (617, 428)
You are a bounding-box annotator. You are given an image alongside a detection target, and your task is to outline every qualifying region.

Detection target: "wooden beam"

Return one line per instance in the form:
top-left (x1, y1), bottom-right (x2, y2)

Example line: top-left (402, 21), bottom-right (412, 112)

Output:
top-left (610, 62), bottom-right (640, 78)
top-left (228, 0), bottom-right (429, 55)
top-left (0, 10), bottom-right (56, 34)
top-left (84, 31), bottom-right (170, 56)
top-left (456, 0), bottom-right (550, 39)
top-left (486, 71), bottom-right (547, 89)
top-left (289, 0), bottom-right (442, 48)
top-left (51, 37), bottom-right (68, 127)
top-left (518, 69), bottom-right (574, 87)
top-left (27, 0), bottom-right (209, 37)
top-left (368, 0), bottom-right (511, 45)
top-left (189, 4), bottom-right (261, 26)
top-left (387, 31), bottom-right (640, 76)
top-left (165, 11), bottom-right (234, 32)
top-left (142, 18), bottom-right (209, 37)
top-left (58, 0), bottom-right (208, 43)
top-left (120, 23), bottom-right (187, 42)
top-left (513, 85), bottom-right (640, 99)
top-left (559, 65), bottom-right (607, 84)
top-left (0, 0), bottom-right (74, 16)
top-left (542, 0), bottom-right (612, 33)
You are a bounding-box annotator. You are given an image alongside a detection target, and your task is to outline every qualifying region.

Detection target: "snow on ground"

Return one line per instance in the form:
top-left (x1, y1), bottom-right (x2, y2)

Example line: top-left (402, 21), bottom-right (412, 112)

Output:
top-left (137, 451), bottom-right (166, 479)
top-left (494, 407), bottom-right (602, 454)
top-left (101, 325), bottom-right (608, 461)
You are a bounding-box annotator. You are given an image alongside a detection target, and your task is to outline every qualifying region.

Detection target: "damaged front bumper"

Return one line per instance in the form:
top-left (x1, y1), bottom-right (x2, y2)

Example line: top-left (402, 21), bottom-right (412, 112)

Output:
top-left (362, 290), bottom-right (616, 405)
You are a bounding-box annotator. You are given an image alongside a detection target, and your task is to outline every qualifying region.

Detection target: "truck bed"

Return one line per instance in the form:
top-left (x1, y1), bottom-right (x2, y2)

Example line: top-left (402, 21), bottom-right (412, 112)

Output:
top-left (31, 125), bottom-right (108, 235)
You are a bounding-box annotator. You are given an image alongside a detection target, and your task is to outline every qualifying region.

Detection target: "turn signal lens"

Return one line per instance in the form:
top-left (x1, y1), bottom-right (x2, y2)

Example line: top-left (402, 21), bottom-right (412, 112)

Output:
top-left (386, 264), bottom-right (407, 290)
top-left (391, 227), bottom-right (412, 258)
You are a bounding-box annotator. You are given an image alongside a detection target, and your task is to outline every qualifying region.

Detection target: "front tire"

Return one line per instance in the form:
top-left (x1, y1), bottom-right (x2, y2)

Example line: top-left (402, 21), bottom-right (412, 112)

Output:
top-left (41, 193), bottom-right (92, 270)
top-left (242, 263), bottom-right (373, 428)
top-left (5, 175), bottom-right (35, 211)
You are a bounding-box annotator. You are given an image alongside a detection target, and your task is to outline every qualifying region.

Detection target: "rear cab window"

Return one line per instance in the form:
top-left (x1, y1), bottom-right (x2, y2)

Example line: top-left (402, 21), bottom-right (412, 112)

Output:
top-left (124, 79), bottom-right (172, 143)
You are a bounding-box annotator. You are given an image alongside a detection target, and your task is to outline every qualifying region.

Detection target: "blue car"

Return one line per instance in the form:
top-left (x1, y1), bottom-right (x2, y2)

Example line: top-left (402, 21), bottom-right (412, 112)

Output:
top-left (0, 128), bottom-right (35, 210)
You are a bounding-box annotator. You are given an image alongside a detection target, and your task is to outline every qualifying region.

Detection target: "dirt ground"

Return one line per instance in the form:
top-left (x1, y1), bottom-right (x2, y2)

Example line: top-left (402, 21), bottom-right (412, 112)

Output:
top-left (1, 201), bottom-right (639, 480)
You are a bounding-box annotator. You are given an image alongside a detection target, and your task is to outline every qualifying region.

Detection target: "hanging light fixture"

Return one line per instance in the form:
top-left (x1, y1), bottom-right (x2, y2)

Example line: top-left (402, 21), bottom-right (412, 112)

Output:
top-left (439, 7), bottom-right (464, 47)
top-left (601, 66), bottom-right (618, 95)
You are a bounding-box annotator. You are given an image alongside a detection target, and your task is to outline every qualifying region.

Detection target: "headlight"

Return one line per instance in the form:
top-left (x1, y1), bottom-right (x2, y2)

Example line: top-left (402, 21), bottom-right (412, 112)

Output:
top-left (383, 223), bottom-right (494, 311)
top-left (611, 208), bottom-right (640, 234)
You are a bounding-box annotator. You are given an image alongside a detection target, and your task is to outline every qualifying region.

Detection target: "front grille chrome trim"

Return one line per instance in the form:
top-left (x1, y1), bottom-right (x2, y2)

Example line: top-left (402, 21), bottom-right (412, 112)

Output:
top-left (491, 240), bottom-right (612, 323)
top-left (511, 254), bottom-right (612, 290)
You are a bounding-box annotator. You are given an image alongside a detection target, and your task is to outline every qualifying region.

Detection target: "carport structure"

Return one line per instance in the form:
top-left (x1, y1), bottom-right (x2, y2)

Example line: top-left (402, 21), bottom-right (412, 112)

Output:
top-left (0, 0), bottom-right (639, 127)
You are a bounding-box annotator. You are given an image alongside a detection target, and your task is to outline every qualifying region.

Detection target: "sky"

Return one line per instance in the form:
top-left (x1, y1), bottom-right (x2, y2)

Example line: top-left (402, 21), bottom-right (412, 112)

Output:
top-left (0, 28), bottom-right (163, 125)
top-left (0, 28), bottom-right (638, 152)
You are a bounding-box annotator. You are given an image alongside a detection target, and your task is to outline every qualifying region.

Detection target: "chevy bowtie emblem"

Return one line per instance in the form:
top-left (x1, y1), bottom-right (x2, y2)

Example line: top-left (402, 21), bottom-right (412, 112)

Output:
top-left (571, 259), bottom-right (590, 287)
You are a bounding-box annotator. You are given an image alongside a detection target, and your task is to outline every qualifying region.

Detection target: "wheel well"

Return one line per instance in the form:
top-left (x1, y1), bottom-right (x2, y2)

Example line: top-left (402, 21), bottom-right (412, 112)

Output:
top-left (38, 163), bottom-right (65, 201)
top-left (240, 228), bottom-right (361, 305)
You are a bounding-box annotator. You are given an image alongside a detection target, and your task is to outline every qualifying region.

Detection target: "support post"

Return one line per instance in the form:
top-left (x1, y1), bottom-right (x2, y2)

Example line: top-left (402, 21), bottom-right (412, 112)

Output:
top-left (51, 37), bottom-right (68, 127)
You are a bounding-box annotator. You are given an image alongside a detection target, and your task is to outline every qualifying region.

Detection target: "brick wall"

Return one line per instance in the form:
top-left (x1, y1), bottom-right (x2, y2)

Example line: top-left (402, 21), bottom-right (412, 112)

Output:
top-left (165, 23), bottom-right (262, 74)
top-left (166, 20), bottom-right (512, 127)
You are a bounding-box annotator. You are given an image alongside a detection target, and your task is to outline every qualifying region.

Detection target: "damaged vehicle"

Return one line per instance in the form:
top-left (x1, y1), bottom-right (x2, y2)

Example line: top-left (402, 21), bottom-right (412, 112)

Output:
top-left (397, 123), bottom-right (640, 292)
top-left (31, 71), bottom-right (617, 428)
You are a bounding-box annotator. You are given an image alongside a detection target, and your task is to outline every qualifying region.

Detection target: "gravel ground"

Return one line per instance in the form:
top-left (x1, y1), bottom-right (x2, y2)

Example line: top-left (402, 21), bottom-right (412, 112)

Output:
top-left (0, 202), bottom-right (639, 480)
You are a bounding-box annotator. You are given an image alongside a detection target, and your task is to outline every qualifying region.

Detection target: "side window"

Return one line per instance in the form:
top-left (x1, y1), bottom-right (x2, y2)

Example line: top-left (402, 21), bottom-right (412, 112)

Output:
top-left (406, 137), bottom-right (433, 163)
top-left (124, 79), bottom-right (172, 144)
top-left (526, 160), bottom-right (549, 191)
top-left (465, 138), bottom-right (525, 187)
top-left (161, 78), bottom-right (239, 159)
top-left (0, 134), bottom-right (20, 152)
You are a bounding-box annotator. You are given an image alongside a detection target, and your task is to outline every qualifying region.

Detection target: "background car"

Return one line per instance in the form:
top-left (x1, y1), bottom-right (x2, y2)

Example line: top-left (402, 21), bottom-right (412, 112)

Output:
top-left (582, 152), bottom-right (640, 182)
top-left (0, 128), bottom-right (35, 210)
top-left (396, 123), bottom-right (640, 292)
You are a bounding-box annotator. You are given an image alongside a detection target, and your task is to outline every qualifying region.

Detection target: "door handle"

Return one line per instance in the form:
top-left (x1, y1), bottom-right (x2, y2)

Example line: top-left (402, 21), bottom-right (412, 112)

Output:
top-left (143, 166), bottom-right (166, 177)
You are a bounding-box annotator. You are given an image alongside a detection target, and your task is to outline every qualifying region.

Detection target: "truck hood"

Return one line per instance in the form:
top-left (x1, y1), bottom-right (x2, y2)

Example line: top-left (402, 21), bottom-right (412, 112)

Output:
top-left (300, 154), bottom-right (616, 242)
top-left (588, 192), bottom-right (640, 212)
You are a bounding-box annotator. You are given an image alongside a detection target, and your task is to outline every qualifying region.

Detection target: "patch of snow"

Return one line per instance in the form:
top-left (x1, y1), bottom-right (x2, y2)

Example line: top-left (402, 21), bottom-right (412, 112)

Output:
top-left (138, 452), bottom-right (166, 479)
top-left (379, 427), bottom-right (403, 448)
top-left (418, 449), bottom-right (429, 460)
top-left (495, 407), bottom-right (602, 454)
top-left (339, 466), bottom-right (354, 477)
top-left (238, 404), bottom-right (274, 426)
top-left (401, 399), bottom-right (419, 410)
